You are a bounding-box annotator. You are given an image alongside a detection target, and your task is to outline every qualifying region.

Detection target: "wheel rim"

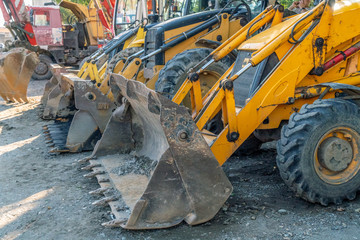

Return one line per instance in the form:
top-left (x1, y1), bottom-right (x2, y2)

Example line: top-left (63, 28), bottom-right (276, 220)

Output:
top-left (180, 70), bottom-right (221, 108)
top-left (34, 61), bottom-right (49, 76)
top-left (314, 127), bottom-right (360, 184)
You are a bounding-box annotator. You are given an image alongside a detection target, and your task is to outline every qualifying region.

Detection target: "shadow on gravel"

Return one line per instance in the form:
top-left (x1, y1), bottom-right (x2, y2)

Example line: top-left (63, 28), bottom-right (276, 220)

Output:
top-left (1, 95), bottom-right (360, 239)
top-left (0, 103), bottom-right (48, 147)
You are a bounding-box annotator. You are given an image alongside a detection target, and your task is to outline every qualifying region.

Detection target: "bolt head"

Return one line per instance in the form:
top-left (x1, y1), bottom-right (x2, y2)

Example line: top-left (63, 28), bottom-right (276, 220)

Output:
top-left (224, 81), bottom-right (233, 90)
top-left (178, 131), bottom-right (188, 141)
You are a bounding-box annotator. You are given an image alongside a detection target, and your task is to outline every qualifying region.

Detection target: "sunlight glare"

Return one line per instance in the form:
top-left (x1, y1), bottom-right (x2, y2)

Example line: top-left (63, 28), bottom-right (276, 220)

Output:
top-left (0, 135), bottom-right (40, 155)
top-left (0, 188), bottom-right (54, 229)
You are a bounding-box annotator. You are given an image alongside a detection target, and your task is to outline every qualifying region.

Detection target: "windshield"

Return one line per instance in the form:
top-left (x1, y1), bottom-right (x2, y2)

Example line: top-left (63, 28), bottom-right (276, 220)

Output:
top-left (221, 0), bottom-right (264, 16)
top-left (181, 0), bottom-right (265, 19)
top-left (114, 0), bottom-right (265, 34)
top-left (114, 0), bottom-right (138, 34)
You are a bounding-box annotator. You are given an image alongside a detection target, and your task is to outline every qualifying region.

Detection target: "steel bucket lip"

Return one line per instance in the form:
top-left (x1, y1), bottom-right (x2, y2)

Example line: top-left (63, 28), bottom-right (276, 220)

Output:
top-left (80, 73), bottom-right (233, 229)
top-left (0, 48), bottom-right (39, 103)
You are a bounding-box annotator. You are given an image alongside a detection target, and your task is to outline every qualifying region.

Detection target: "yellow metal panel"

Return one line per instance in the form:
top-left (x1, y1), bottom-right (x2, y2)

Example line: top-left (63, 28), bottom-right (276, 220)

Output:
top-left (60, 0), bottom-right (105, 46)
top-left (211, 20), bottom-right (320, 165)
top-left (237, 13), bottom-right (303, 51)
top-left (122, 58), bottom-right (142, 79)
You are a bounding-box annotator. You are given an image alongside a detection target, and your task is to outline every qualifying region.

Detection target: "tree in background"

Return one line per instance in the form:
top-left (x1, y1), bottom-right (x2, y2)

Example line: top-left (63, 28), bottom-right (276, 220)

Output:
top-left (280, 0), bottom-right (293, 8)
top-left (280, 0), bottom-right (315, 8)
top-left (54, 0), bottom-right (91, 24)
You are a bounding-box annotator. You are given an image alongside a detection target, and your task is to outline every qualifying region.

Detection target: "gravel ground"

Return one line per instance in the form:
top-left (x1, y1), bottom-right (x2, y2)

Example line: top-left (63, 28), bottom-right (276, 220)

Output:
top-left (1, 80), bottom-right (360, 240)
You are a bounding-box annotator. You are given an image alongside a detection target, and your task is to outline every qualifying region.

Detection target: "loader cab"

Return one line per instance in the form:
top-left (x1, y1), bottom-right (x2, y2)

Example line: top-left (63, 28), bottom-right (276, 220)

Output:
top-left (29, 6), bottom-right (63, 47)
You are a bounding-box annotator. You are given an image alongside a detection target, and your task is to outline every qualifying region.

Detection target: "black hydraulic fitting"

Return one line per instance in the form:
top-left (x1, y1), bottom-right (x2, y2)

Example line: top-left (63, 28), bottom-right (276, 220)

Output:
top-left (227, 132), bottom-right (239, 142)
top-left (189, 72), bottom-right (199, 82)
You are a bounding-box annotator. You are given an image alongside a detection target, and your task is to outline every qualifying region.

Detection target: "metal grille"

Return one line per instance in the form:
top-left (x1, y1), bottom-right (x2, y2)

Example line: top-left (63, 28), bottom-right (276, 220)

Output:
top-left (231, 51), bottom-right (279, 107)
top-left (144, 28), bottom-right (158, 69)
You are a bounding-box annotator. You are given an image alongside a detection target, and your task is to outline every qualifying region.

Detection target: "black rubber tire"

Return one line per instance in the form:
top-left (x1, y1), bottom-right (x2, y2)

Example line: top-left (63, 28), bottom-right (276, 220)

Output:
top-left (105, 47), bottom-right (143, 76)
top-left (277, 98), bottom-right (360, 206)
top-left (155, 48), bottom-right (233, 99)
top-left (32, 54), bottom-right (53, 80)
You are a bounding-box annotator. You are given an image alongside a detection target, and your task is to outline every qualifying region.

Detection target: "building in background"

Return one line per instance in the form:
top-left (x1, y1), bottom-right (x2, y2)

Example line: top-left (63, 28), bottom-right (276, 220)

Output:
top-left (32, 0), bottom-right (53, 5)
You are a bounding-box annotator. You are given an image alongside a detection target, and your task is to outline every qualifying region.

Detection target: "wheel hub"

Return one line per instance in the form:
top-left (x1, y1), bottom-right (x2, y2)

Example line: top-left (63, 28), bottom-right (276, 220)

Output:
top-left (35, 61), bottom-right (48, 75)
top-left (318, 137), bottom-right (353, 172)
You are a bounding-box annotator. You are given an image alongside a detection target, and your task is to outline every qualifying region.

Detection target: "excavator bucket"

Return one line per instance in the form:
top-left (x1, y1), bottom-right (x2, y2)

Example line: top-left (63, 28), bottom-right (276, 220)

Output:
top-left (81, 73), bottom-right (232, 229)
top-left (42, 64), bottom-right (76, 119)
top-left (44, 77), bottom-right (116, 153)
top-left (0, 48), bottom-right (39, 102)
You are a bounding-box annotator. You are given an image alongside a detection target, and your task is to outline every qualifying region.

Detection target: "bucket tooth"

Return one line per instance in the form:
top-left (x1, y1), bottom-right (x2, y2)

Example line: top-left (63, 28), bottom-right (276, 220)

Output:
top-left (78, 156), bottom-right (93, 164)
top-left (43, 118), bottom-right (72, 153)
top-left (89, 187), bottom-right (110, 196)
top-left (49, 147), bottom-right (69, 153)
top-left (97, 176), bottom-right (110, 183)
top-left (49, 147), bottom-right (59, 153)
top-left (84, 169), bottom-right (105, 178)
top-left (92, 196), bottom-right (118, 206)
top-left (102, 218), bottom-right (128, 228)
top-left (81, 163), bottom-right (101, 171)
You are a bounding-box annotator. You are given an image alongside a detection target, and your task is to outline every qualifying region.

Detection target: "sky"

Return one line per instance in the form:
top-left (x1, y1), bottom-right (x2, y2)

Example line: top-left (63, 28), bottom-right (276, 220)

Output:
top-left (0, 0), bottom-right (32, 27)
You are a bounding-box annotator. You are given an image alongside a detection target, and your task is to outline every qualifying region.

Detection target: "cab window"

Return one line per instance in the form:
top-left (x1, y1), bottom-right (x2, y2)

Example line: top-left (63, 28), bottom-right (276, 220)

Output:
top-left (115, 0), bottom-right (137, 33)
top-left (34, 11), bottom-right (50, 26)
top-left (188, 0), bottom-right (206, 13)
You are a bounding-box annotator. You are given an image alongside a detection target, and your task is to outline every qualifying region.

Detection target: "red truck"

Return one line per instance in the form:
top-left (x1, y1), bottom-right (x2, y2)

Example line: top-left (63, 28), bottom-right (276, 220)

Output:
top-left (0, 0), bottom-right (109, 79)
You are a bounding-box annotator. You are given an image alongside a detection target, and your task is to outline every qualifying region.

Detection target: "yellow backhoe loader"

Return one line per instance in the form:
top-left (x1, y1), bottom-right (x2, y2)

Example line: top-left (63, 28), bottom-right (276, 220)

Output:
top-left (44, 0), bottom-right (272, 154)
top-left (41, 0), bottom-right (214, 121)
top-left (81, 0), bottom-right (360, 229)
top-left (79, 2), bottom-right (286, 228)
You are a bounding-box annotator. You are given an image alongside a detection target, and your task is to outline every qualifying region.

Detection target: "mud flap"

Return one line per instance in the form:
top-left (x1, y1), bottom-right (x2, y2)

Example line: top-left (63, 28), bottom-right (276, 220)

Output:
top-left (82, 74), bottom-right (232, 229)
top-left (0, 48), bottom-right (38, 102)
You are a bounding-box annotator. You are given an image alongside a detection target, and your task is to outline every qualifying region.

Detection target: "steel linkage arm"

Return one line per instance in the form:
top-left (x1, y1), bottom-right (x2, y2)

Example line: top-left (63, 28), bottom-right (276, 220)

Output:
top-left (172, 5), bottom-right (284, 110)
top-left (209, 0), bottom-right (332, 166)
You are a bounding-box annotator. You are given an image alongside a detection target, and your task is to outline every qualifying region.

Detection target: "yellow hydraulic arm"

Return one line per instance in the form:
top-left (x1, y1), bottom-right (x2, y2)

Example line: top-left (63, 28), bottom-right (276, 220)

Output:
top-left (77, 26), bottom-right (145, 80)
top-left (172, 4), bottom-right (285, 115)
top-left (186, 0), bottom-right (360, 165)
